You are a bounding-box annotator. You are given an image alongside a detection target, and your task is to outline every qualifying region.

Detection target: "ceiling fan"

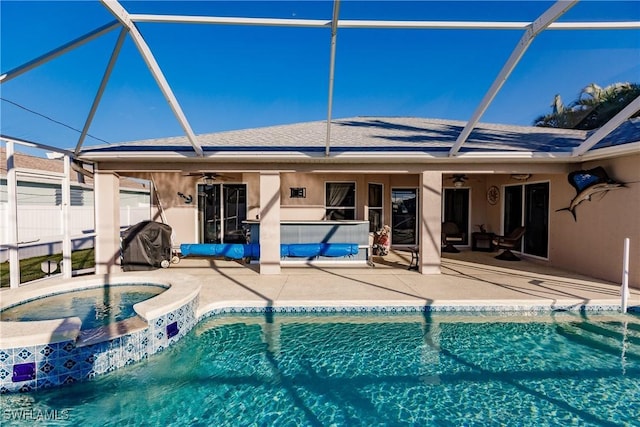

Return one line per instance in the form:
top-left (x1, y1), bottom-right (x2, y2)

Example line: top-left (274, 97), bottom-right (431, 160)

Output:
top-left (450, 174), bottom-right (468, 187)
top-left (182, 172), bottom-right (233, 184)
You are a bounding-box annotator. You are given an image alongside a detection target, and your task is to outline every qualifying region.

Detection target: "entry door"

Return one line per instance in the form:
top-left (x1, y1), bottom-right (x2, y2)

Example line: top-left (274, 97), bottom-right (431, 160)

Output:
top-left (391, 188), bottom-right (417, 245)
top-left (198, 184), bottom-right (247, 244)
top-left (503, 182), bottom-right (549, 258)
top-left (443, 188), bottom-right (470, 245)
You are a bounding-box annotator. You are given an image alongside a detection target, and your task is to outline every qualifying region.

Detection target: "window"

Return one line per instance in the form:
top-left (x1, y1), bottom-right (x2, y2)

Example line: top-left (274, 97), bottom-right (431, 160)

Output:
top-left (325, 182), bottom-right (355, 220)
top-left (368, 183), bottom-right (383, 232)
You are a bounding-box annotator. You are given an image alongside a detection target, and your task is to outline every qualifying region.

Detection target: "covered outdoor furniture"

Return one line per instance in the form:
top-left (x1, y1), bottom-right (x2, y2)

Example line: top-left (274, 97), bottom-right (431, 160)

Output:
top-left (492, 226), bottom-right (526, 261)
top-left (121, 221), bottom-right (173, 271)
top-left (441, 222), bottom-right (464, 253)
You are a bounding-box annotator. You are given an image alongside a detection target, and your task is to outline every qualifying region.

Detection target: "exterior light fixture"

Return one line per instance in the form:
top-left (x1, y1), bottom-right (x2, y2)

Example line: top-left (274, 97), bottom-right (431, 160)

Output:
top-left (451, 174), bottom-right (468, 188)
top-left (511, 174), bottom-right (531, 181)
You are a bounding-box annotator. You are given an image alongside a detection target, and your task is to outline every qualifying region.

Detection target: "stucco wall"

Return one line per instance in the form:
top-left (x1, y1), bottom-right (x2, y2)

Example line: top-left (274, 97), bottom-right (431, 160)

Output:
top-left (141, 163), bottom-right (638, 289)
top-left (149, 172), bottom-right (420, 243)
top-left (551, 154), bottom-right (639, 288)
top-left (481, 155), bottom-right (639, 288)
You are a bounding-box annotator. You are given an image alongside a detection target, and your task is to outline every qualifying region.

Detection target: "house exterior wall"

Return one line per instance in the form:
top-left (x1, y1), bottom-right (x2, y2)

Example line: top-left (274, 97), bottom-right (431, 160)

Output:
top-left (551, 154), bottom-right (639, 288)
top-left (147, 172), bottom-right (428, 246)
top-left (115, 156), bottom-right (638, 287)
top-left (443, 176), bottom-right (491, 240)
top-left (149, 173), bottom-right (206, 243)
top-left (480, 155), bottom-right (639, 288)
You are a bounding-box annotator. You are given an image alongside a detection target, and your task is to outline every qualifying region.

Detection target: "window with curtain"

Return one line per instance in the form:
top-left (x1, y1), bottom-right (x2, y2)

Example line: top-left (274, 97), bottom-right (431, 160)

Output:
top-left (325, 182), bottom-right (355, 220)
top-left (368, 183), bottom-right (383, 232)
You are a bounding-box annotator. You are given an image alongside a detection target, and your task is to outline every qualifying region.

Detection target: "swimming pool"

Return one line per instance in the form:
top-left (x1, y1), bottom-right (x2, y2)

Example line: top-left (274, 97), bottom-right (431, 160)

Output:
top-left (1, 310), bottom-right (638, 426)
top-left (0, 285), bottom-right (166, 330)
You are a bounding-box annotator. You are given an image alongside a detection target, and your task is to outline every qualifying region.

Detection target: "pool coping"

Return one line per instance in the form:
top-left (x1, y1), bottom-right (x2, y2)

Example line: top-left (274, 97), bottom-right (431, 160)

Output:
top-left (3, 268), bottom-right (633, 350)
top-left (0, 274), bottom-right (200, 349)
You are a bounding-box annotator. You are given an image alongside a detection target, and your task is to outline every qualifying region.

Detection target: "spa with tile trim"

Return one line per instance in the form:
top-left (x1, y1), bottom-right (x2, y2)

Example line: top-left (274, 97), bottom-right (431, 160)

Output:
top-left (0, 274), bottom-right (200, 393)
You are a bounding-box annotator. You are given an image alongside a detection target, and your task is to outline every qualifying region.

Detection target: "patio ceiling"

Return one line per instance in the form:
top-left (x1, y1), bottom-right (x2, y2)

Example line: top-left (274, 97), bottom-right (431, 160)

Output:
top-left (1, 0), bottom-right (639, 160)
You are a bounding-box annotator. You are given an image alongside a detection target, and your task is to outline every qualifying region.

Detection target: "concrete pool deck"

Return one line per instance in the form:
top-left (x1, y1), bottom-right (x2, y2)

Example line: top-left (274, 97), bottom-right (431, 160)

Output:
top-left (2, 249), bottom-right (638, 325)
top-left (148, 249), bottom-right (639, 316)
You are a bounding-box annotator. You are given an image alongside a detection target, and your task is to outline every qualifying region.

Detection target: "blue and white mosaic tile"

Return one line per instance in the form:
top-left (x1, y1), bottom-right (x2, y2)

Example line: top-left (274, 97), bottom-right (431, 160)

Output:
top-left (0, 287), bottom-right (629, 394)
top-left (0, 293), bottom-right (198, 393)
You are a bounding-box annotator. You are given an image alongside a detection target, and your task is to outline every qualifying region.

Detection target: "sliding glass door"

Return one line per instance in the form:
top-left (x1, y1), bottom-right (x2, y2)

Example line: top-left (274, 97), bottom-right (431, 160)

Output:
top-left (503, 182), bottom-right (549, 258)
top-left (391, 188), bottom-right (417, 245)
top-left (198, 183), bottom-right (247, 243)
top-left (504, 186), bottom-right (523, 237)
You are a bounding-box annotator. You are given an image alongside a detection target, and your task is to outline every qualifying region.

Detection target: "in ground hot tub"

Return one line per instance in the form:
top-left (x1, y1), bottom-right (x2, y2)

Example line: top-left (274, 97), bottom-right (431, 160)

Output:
top-left (0, 274), bottom-right (200, 393)
top-left (1, 284), bottom-right (166, 331)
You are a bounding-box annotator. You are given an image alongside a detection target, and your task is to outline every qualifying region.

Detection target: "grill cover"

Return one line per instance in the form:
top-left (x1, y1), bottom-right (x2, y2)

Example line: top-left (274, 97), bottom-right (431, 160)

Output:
top-left (121, 221), bottom-right (172, 271)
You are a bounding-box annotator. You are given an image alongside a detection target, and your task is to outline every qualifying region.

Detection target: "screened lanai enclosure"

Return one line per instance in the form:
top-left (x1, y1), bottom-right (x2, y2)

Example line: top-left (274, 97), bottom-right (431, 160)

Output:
top-left (2, 1), bottom-right (639, 288)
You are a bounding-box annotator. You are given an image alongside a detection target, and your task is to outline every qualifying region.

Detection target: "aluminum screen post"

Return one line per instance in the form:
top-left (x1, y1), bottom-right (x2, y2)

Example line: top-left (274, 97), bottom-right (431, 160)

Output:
top-left (6, 140), bottom-right (20, 288)
top-left (621, 237), bottom-right (630, 313)
top-left (61, 155), bottom-right (73, 278)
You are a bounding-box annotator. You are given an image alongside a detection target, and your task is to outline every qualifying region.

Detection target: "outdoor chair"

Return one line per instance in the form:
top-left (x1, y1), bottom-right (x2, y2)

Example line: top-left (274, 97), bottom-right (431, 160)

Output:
top-left (441, 222), bottom-right (464, 253)
top-left (492, 226), bottom-right (526, 261)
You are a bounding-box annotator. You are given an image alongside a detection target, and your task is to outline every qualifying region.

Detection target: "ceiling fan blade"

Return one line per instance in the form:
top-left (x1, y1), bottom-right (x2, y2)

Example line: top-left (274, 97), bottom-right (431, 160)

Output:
top-left (180, 172), bottom-right (236, 182)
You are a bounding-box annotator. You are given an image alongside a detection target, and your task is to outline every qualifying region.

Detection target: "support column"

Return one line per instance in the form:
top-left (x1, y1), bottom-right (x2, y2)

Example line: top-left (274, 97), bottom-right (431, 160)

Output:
top-left (259, 171), bottom-right (281, 275)
top-left (418, 171), bottom-right (442, 274)
top-left (94, 168), bottom-right (120, 275)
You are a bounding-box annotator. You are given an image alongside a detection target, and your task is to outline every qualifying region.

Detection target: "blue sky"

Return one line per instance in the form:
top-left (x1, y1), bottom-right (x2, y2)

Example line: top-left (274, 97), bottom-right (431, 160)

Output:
top-left (1, 1), bottom-right (639, 154)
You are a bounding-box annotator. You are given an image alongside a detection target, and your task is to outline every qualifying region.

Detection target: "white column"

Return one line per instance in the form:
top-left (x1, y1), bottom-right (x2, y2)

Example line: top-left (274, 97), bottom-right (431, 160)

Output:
top-left (6, 141), bottom-right (20, 288)
top-left (418, 171), bottom-right (442, 274)
top-left (94, 168), bottom-right (121, 274)
top-left (61, 155), bottom-right (72, 278)
top-left (259, 171), bottom-right (281, 275)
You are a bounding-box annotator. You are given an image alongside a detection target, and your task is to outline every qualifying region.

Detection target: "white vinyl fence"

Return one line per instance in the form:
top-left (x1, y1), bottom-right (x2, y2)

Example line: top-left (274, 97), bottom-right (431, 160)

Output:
top-left (0, 204), bottom-right (150, 262)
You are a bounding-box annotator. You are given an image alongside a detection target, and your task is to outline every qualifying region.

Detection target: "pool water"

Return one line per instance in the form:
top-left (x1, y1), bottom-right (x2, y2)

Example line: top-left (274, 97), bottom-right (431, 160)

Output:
top-left (1, 311), bottom-right (639, 426)
top-left (0, 285), bottom-right (166, 330)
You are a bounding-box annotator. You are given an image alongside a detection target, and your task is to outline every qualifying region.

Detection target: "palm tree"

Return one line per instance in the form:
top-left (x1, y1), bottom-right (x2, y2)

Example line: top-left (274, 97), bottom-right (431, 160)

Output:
top-left (533, 94), bottom-right (587, 128)
top-left (533, 82), bottom-right (640, 130)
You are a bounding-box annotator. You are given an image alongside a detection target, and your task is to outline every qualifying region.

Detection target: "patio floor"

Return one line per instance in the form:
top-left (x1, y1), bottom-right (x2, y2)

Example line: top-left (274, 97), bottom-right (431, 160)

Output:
top-left (159, 249), bottom-right (639, 316)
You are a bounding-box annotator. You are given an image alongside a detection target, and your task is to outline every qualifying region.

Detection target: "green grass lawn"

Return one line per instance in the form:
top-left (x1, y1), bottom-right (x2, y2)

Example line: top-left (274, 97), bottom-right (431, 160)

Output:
top-left (0, 248), bottom-right (95, 287)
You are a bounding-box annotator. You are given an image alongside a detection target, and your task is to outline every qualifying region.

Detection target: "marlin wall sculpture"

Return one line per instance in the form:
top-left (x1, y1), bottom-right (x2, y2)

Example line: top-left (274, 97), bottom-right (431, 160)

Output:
top-left (557, 166), bottom-right (626, 221)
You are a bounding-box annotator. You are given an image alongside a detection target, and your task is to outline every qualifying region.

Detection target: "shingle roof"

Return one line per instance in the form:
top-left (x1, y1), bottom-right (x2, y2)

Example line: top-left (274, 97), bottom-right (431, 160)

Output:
top-left (592, 117), bottom-right (640, 149)
top-left (78, 116), bottom-right (640, 157)
top-left (0, 147), bottom-right (148, 189)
